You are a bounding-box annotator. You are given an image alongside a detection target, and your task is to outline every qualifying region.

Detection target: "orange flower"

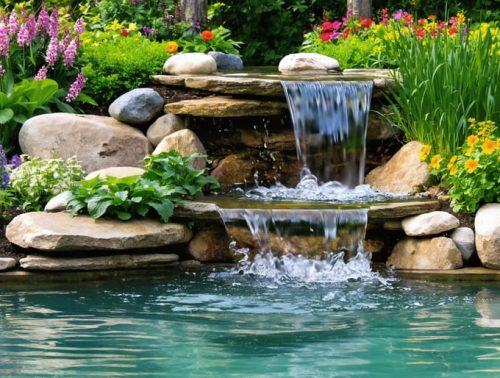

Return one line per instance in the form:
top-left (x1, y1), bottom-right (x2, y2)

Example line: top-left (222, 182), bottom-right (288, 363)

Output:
top-left (482, 140), bottom-right (496, 155)
top-left (464, 158), bottom-right (479, 173)
top-left (467, 134), bottom-right (479, 146)
top-left (448, 26), bottom-right (458, 35)
top-left (419, 144), bottom-right (432, 161)
top-left (449, 166), bottom-right (458, 176)
top-left (165, 41), bottom-right (179, 54)
top-left (429, 154), bottom-right (442, 169)
top-left (201, 30), bottom-right (214, 41)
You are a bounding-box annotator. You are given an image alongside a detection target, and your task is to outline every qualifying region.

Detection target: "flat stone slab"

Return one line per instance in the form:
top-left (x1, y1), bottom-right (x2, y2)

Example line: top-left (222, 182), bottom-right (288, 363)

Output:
top-left (165, 96), bottom-right (288, 117)
top-left (396, 267), bottom-right (500, 281)
top-left (6, 212), bottom-right (192, 252)
top-left (173, 201), bottom-right (221, 221)
top-left (20, 253), bottom-right (178, 271)
top-left (368, 200), bottom-right (441, 220)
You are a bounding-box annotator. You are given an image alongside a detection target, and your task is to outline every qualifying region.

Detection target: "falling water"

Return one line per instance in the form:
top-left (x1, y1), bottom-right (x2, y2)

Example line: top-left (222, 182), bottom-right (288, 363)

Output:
top-left (282, 81), bottom-right (373, 187)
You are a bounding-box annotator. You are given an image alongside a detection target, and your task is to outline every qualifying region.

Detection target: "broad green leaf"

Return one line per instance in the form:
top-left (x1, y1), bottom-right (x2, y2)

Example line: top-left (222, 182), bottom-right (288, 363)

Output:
top-left (147, 200), bottom-right (174, 223)
top-left (0, 108), bottom-right (14, 124)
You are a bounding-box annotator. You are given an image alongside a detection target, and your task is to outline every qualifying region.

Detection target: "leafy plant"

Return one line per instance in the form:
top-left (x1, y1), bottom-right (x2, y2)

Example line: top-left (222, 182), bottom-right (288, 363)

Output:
top-left (178, 26), bottom-right (241, 55)
top-left (67, 151), bottom-right (219, 223)
top-left (81, 34), bottom-right (169, 106)
top-left (9, 155), bottom-right (83, 211)
top-left (0, 78), bottom-right (59, 152)
top-left (422, 119), bottom-right (500, 213)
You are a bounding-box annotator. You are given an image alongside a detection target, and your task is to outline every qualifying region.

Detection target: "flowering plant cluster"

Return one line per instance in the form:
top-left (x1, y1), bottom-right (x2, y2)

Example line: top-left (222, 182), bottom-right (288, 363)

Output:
top-left (0, 4), bottom-right (89, 105)
top-left (421, 119), bottom-right (500, 213)
top-left (174, 26), bottom-right (241, 55)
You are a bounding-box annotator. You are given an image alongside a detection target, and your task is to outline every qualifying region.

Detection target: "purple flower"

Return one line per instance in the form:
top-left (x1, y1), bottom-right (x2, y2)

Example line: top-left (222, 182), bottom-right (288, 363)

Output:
top-left (17, 23), bottom-right (30, 46)
top-left (45, 36), bottom-right (58, 65)
top-left (331, 21), bottom-right (342, 31)
top-left (26, 14), bottom-right (37, 44)
top-left (330, 32), bottom-right (342, 39)
top-left (8, 11), bottom-right (19, 35)
top-left (34, 65), bottom-right (48, 80)
top-left (59, 32), bottom-right (71, 53)
top-left (10, 155), bottom-right (22, 169)
top-left (164, 14), bottom-right (175, 25)
top-left (63, 38), bottom-right (79, 66)
top-left (74, 18), bottom-right (85, 35)
top-left (48, 8), bottom-right (59, 38)
top-left (37, 3), bottom-right (50, 34)
top-left (66, 72), bottom-right (85, 102)
top-left (0, 64), bottom-right (5, 77)
top-left (0, 23), bottom-right (9, 57)
top-left (142, 26), bottom-right (154, 35)
top-left (192, 20), bottom-right (201, 30)
top-left (0, 145), bottom-right (9, 189)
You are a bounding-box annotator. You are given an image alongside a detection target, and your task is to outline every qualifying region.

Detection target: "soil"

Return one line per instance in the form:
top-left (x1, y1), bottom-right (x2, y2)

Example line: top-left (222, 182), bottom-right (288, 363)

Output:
top-left (0, 209), bottom-right (26, 260)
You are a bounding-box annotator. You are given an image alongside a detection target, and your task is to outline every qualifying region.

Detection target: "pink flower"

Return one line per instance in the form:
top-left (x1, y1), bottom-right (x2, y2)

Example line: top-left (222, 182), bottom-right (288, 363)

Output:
top-left (34, 65), bottom-right (48, 80)
top-left (0, 64), bottom-right (5, 77)
top-left (0, 23), bottom-right (9, 57)
top-left (74, 18), bottom-right (84, 35)
top-left (59, 33), bottom-right (71, 53)
top-left (66, 72), bottom-right (85, 102)
top-left (45, 36), bottom-right (58, 65)
top-left (48, 9), bottom-right (59, 38)
top-left (37, 3), bottom-right (50, 34)
top-left (17, 23), bottom-right (30, 46)
top-left (8, 11), bottom-right (19, 35)
top-left (26, 14), bottom-right (37, 44)
top-left (63, 38), bottom-right (79, 66)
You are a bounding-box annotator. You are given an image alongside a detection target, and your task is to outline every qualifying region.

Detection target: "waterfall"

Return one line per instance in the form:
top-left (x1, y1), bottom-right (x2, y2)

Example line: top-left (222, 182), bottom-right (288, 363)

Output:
top-left (281, 81), bottom-right (373, 187)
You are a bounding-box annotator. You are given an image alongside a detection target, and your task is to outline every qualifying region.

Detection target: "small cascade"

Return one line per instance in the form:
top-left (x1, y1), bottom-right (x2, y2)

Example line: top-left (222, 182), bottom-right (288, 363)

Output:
top-left (282, 81), bottom-right (373, 187)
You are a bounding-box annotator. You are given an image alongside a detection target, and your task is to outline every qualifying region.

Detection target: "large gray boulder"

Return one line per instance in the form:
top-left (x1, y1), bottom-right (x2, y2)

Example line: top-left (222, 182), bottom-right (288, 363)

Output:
top-left (164, 53), bottom-right (217, 75)
top-left (387, 237), bottom-right (463, 270)
top-left (208, 51), bottom-right (243, 70)
top-left (278, 53), bottom-right (340, 73)
top-left (153, 129), bottom-right (207, 170)
top-left (19, 114), bottom-right (152, 172)
top-left (402, 211), bottom-right (460, 236)
top-left (6, 212), bottom-right (192, 252)
top-left (146, 113), bottom-right (186, 146)
top-left (475, 203), bottom-right (500, 269)
top-left (108, 88), bottom-right (164, 125)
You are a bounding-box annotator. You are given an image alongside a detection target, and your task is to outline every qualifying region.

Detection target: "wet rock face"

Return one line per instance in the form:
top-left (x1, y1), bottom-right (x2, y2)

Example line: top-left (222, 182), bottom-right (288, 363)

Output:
top-left (187, 228), bottom-right (232, 262)
top-left (475, 203), bottom-right (500, 269)
top-left (108, 88), bottom-right (164, 125)
top-left (19, 114), bottom-right (152, 172)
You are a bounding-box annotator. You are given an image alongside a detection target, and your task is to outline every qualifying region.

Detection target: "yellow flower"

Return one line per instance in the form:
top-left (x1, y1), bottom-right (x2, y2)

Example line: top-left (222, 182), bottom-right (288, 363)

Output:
top-left (456, 12), bottom-right (466, 25)
top-left (447, 155), bottom-right (458, 170)
top-left (109, 19), bottom-right (123, 31)
top-left (165, 41), bottom-right (179, 54)
top-left (465, 146), bottom-right (475, 155)
top-left (419, 144), bottom-right (432, 161)
top-left (482, 140), bottom-right (496, 155)
top-left (128, 23), bottom-right (138, 32)
top-left (464, 158), bottom-right (479, 174)
top-left (449, 166), bottom-right (458, 176)
top-left (467, 134), bottom-right (479, 146)
top-left (428, 154), bottom-right (442, 169)
top-left (468, 117), bottom-right (476, 124)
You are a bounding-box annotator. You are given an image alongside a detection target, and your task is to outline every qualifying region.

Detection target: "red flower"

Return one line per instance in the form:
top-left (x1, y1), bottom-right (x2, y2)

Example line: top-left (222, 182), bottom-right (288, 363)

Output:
top-left (342, 28), bottom-right (350, 39)
top-left (322, 21), bottom-right (334, 31)
top-left (359, 18), bottom-right (372, 28)
top-left (201, 30), bottom-right (214, 41)
top-left (120, 28), bottom-right (129, 37)
top-left (416, 28), bottom-right (426, 39)
top-left (404, 14), bottom-right (413, 25)
top-left (448, 26), bottom-right (458, 35)
top-left (320, 32), bottom-right (331, 41)
top-left (417, 18), bottom-right (426, 25)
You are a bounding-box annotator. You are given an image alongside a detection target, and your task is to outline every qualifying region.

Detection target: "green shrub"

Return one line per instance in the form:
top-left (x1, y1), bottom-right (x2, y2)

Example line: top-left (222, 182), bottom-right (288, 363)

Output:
top-left (80, 35), bottom-right (169, 106)
top-left (9, 155), bottom-right (84, 211)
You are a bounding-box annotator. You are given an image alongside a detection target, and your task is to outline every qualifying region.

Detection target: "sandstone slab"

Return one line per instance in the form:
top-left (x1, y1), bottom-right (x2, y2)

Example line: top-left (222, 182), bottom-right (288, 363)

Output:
top-left (402, 211), bottom-right (460, 236)
top-left (387, 237), bottom-right (463, 270)
top-left (85, 166), bottom-right (145, 180)
top-left (108, 88), bottom-right (164, 125)
top-left (146, 113), bottom-right (187, 146)
top-left (475, 203), bottom-right (500, 269)
top-left (165, 96), bottom-right (287, 117)
top-left (188, 228), bottom-right (232, 262)
top-left (19, 114), bottom-right (152, 172)
top-left (6, 212), bottom-right (192, 252)
top-left (163, 53), bottom-right (217, 75)
top-left (0, 257), bottom-right (17, 271)
top-left (365, 141), bottom-right (430, 194)
top-left (278, 53), bottom-right (340, 73)
top-left (367, 200), bottom-right (441, 219)
top-left (153, 129), bottom-right (207, 170)
top-left (20, 253), bottom-right (178, 271)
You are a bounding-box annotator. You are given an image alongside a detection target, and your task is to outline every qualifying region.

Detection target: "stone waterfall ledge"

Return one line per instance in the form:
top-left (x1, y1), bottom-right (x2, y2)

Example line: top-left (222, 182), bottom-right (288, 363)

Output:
top-left (20, 253), bottom-right (179, 271)
top-left (164, 96), bottom-right (288, 117)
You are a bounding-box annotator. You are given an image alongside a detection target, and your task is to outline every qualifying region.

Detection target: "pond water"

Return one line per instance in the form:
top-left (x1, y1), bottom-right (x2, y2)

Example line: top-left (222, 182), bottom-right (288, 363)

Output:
top-left (1, 269), bottom-right (499, 377)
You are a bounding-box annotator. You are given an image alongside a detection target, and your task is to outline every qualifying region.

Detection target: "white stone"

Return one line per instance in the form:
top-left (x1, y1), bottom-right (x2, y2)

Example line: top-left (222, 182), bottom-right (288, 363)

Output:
top-left (0, 257), bottom-right (17, 271)
top-left (153, 129), bottom-right (207, 170)
top-left (475, 203), bottom-right (500, 269)
top-left (19, 114), bottom-right (152, 172)
top-left (278, 53), bottom-right (340, 73)
top-left (45, 191), bottom-right (72, 212)
top-left (6, 212), bottom-right (192, 251)
top-left (402, 211), bottom-right (460, 236)
top-left (146, 113), bottom-right (186, 146)
top-left (85, 166), bottom-right (145, 180)
top-left (451, 227), bottom-right (476, 261)
top-left (20, 254), bottom-right (178, 271)
top-left (164, 53), bottom-right (217, 75)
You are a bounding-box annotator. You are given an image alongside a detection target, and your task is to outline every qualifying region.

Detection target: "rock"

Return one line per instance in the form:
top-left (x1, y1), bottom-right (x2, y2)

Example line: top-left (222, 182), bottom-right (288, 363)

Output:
top-left (364, 239), bottom-right (384, 253)
top-left (451, 227), bottom-right (476, 261)
top-left (20, 253), bottom-right (178, 271)
top-left (208, 51), bottom-right (244, 70)
top-left (45, 191), bottom-right (72, 212)
top-left (6, 212), bottom-right (192, 251)
top-left (163, 53), bottom-right (217, 75)
top-left (278, 53), bottom-right (340, 73)
top-left (402, 211), bottom-right (460, 236)
top-left (153, 129), bottom-right (207, 170)
top-left (475, 203), bottom-right (500, 269)
top-left (210, 153), bottom-right (255, 186)
top-left (183, 76), bottom-right (283, 97)
top-left (368, 200), bottom-right (441, 220)
top-left (165, 96), bottom-right (287, 117)
top-left (383, 220), bottom-right (403, 230)
top-left (173, 201), bottom-right (221, 221)
top-left (108, 88), bottom-right (164, 125)
top-left (85, 166), bottom-right (145, 180)
top-left (146, 113), bottom-right (186, 146)
top-left (365, 141), bottom-right (430, 194)
top-left (387, 237), bottom-right (463, 270)
top-left (366, 113), bottom-right (397, 140)
top-left (188, 228), bottom-right (232, 262)
top-left (19, 114), bottom-right (152, 172)
top-left (0, 257), bottom-right (17, 271)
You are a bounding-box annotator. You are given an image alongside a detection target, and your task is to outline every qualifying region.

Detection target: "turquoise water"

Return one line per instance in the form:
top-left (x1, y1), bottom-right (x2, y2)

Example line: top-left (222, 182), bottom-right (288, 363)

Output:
top-left (0, 270), bottom-right (499, 377)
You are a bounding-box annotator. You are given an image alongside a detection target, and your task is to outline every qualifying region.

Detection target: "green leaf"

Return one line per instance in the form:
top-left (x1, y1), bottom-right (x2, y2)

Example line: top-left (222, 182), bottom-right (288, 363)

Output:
top-left (0, 108), bottom-right (14, 124)
top-left (117, 211), bottom-right (132, 221)
top-left (88, 198), bottom-right (113, 219)
top-left (147, 200), bottom-right (174, 223)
